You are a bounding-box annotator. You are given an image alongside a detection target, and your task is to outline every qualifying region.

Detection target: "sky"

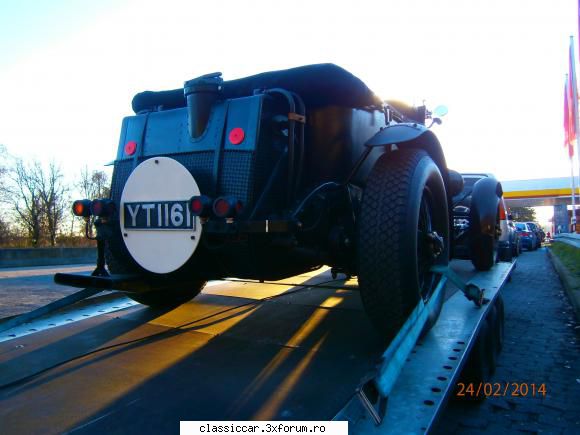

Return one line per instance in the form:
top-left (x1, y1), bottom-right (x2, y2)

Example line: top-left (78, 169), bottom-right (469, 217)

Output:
top-left (0, 0), bottom-right (578, 204)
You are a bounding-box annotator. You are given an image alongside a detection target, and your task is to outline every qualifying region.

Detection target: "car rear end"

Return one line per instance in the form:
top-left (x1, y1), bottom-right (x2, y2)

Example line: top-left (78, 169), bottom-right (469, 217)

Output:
top-left (91, 66), bottom-right (387, 284)
top-left (106, 74), bottom-right (301, 280)
top-left (515, 222), bottom-right (534, 250)
top-left (525, 222), bottom-right (543, 247)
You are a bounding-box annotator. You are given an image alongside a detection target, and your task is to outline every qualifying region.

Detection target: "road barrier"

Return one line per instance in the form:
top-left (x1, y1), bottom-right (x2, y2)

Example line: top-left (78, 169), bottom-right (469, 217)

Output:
top-left (0, 248), bottom-right (96, 268)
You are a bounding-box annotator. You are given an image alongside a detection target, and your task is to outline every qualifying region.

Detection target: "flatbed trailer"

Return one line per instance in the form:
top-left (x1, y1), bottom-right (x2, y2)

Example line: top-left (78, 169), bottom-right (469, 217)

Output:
top-left (0, 259), bottom-right (514, 434)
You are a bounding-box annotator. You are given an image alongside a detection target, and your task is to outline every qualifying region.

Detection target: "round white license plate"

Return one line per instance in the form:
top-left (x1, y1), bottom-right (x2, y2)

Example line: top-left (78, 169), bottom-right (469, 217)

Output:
top-left (120, 157), bottom-right (202, 274)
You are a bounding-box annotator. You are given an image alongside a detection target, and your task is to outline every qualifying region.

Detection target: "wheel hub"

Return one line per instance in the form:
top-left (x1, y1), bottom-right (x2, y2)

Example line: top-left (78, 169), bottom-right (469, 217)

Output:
top-left (423, 231), bottom-right (444, 259)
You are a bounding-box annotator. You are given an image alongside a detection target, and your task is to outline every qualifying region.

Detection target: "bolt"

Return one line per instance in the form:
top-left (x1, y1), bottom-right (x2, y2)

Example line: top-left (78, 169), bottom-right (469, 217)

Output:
top-left (123, 233), bottom-right (128, 237)
top-left (155, 159), bottom-right (159, 164)
top-left (190, 235), bottom-right (196, 240)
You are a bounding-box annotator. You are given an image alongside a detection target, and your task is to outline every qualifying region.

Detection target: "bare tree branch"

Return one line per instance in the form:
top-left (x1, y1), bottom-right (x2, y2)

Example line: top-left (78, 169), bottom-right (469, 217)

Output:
top-left (8, 159), bottom-right (44, 246)
top-left (36, 161), bottom-right (68, 246)
top-left (77, 166), bottom-right (111, 200)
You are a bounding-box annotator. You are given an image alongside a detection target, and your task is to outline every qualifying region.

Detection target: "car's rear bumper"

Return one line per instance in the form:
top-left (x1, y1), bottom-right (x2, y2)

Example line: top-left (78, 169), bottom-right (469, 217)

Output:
top-left (519, 237), bottom-right (533, 248)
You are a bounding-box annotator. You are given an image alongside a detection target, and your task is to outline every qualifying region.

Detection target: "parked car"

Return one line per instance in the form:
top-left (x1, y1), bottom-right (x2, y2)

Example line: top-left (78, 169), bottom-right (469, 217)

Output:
top-left (508, 220), bottom-right (521, 257)
top-left (56, 64), bottom-right (502, 343)
top-left (515, 222), bottom-right (538, 250)
top-left (536, 225), bottom-right (546, 244)
top-left (452, 173), bottom-right (507, 267)
top-left (524, 222), bottom-right (543, 249)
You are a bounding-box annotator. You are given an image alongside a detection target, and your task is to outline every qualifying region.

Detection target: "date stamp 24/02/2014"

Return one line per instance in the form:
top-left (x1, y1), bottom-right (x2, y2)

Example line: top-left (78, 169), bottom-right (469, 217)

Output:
top-left (456, 382), bottom-right (547, 398)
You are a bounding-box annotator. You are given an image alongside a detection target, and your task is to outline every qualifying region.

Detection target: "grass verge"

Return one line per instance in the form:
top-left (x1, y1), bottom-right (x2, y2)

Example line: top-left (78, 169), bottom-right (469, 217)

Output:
top-left (550, 242), bottom-right (580, 277)
top-left (548, 242), bottom-right (580, 320)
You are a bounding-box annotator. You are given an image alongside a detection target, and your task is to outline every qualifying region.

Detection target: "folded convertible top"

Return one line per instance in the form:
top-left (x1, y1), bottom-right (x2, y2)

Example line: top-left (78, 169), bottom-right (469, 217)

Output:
top-left (131, 63), bottom-right (382, 114)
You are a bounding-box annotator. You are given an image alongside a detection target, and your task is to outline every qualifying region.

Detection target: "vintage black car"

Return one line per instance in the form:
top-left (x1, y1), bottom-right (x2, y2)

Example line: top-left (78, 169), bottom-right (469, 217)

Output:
top-left (58, 64), bottom-right (500, 342)
top-left (452, 173), bottom-right (505, 269)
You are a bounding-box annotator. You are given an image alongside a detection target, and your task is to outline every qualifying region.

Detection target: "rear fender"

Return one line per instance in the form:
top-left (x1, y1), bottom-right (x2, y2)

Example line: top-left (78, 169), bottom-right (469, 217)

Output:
top-left (365, 123), bottom-right (448, 185)
top-left (469, 177), bottom-right (503, 236)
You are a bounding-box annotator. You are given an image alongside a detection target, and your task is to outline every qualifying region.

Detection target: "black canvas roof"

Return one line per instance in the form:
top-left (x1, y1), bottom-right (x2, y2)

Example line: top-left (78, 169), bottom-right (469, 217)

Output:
top-left (132, 63), bottom-right (382, 114)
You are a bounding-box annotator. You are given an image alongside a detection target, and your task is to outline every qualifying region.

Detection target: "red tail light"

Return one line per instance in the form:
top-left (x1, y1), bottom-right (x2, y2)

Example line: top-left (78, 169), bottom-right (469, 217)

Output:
top-left (213, 196), bottom-right (243, 218)
top-left (91, 199), bottom-right (115, 217)
top-left (72, 199), bottom-right (92, 217)
top-left (189, 195), bottom-right (212, 217)
top-left (521, 231), bottom-right (531, 237)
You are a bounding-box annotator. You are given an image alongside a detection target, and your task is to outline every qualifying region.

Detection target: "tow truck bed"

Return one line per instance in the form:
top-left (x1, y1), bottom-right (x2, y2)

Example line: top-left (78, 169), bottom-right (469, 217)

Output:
top-left (0, 260), bottom-right (513, 434)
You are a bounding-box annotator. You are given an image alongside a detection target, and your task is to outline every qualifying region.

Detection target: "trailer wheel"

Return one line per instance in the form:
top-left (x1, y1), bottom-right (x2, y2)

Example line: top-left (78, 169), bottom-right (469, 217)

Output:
top-left (485, 306), bottom-right (499, 375)
top-left (494, 294), bottom-right (505, 353)
top-left (457, 320), bottom-right (494, 401)
top-left (358, 149), bottom-right (449, 343)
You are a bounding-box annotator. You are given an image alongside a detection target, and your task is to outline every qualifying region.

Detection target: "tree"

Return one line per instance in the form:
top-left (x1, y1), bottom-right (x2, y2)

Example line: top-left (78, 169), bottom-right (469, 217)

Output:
top-left (4, 159), bottom-right (69, 247)
top-left (78, 166), bottom-right (111, 200)
top-left (0, 146), bottom-right (18, 246)
top-left (0, 214), bottom-right (11, 245)
top-left (35, 162), bottom-right (68, 246)
top-left (0, 144), bottom-right (8, 203)
top-left (10, 160), bottom-right (45, 246)
top-left (510, 206), bottom-right (536, 222)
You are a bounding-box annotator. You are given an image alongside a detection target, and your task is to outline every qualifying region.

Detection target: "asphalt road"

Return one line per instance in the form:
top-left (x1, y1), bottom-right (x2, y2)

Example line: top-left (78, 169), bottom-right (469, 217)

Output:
top-left (0, 264), bottom-right (94, 318)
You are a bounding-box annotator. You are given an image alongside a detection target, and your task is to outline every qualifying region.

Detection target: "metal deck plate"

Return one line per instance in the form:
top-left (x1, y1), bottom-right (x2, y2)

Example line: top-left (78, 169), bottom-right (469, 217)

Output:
top-left (0, 293), bottom-right (138, 343)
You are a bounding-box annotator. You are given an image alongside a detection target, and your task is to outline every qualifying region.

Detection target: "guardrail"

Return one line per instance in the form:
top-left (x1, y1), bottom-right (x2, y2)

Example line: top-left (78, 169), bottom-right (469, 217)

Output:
top-left (0, 248), bottom-right (96, 268)
top-left (554, 233), bottom-right (580, 249)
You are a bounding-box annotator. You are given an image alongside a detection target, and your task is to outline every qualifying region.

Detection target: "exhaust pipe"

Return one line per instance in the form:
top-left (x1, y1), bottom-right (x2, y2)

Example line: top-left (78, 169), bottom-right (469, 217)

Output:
top-left (184, 72), bottom-right (223, 138)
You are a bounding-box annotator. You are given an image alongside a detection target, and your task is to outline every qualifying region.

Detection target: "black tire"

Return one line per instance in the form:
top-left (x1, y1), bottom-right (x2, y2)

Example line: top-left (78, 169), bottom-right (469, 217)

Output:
top-left (457, 300), bottom-right (503, 401)
top-left (495, 294), bottom-right (505, 353)
top-left (485, 306), bottom-right (499, 375)
top-left (358, 149), bottom-right (449, 343)
top-left (470, 233), bottom-right (496, 270)
top-left (499, 245), bottom-right (513, 262)
top-left (128, 282), bottom-right (206, 308)
top-left (456, 320), bottom-right (493, 402)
